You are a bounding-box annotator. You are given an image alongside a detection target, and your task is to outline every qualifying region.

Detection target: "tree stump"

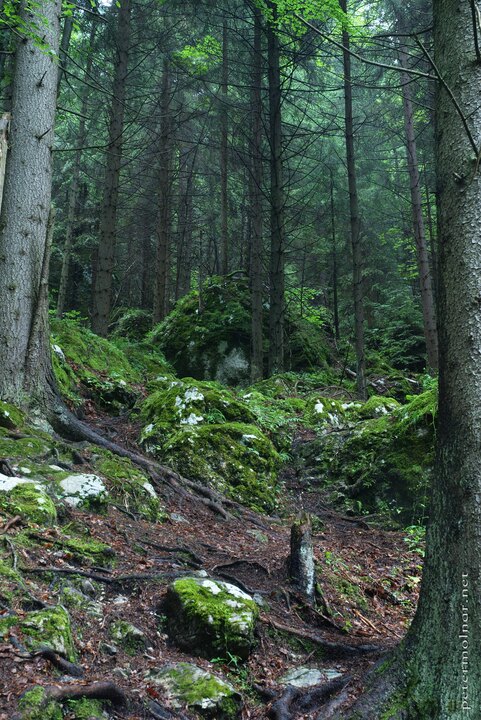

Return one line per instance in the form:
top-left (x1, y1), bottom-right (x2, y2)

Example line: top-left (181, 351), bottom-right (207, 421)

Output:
top-left (289, 514), bottom-right (316, 602)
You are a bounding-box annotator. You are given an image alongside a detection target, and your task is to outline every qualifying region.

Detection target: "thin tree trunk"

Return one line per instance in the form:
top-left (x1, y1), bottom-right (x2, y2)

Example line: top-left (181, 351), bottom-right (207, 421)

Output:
top-left (399, 46), bottom-right (439, 371)
top-left (250, 6), bottom-right (264, 383)
top-left (153, 59), bottom-right (173, 324)
top-left (330, 170), bottom-right (340, 341)
top-left (91, 0), bottom-right (131, 336)
top-left (340, 0), bottom-right (366, 398)
top-left (220, 19), bottom-right (229, 276)
top-left (0, 0), bottom-right (61, 406)
top-left (56, 19), bottom-right (97, 318)
top-left (57, 13), bottom-right (74, 94)
top-left (267, 8), bottom-right (285, 375)
top-left (176, 143), bottom-right (195, 299)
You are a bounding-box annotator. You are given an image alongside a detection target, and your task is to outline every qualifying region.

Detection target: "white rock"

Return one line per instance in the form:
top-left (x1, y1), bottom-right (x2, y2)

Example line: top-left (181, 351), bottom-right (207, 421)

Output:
top-left (59, 474), bottom-right (106, 507)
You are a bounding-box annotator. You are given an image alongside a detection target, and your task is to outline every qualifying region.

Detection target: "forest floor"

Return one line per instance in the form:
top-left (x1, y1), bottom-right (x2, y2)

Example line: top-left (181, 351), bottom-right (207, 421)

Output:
top-left (0, 404), bottom-right (423, 720)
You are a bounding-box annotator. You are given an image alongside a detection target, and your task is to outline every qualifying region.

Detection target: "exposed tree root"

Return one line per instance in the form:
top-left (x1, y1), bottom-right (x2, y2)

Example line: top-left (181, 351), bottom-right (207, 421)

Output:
top-left (32, 646), bottom-right (84, 677)
top-left (45, 680), bottom-right (127, 705)
top-left (266, 617), bottom-right (384, 658)
top-left (148, 699), bottom-right (191, 719)
top-left (268, 676), bottom-right (352, 719)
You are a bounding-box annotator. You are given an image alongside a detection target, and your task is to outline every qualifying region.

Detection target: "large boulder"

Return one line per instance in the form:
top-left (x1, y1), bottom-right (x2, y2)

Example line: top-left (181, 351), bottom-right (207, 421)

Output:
top-left (149, 277), bottom-right (333, 385)
top-left (162, 577), bottom-right (258, 660)
top-left (140, 377), bottom-right (281, 513)
top-left (0, 475), bottom-right (57, 525)
top-left (146, 662), bottom-right (242, 719)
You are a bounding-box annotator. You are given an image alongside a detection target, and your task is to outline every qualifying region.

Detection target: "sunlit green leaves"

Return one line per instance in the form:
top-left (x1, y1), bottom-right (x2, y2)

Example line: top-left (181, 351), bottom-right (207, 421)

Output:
top-left (174, 35), bottom-right (222, 77)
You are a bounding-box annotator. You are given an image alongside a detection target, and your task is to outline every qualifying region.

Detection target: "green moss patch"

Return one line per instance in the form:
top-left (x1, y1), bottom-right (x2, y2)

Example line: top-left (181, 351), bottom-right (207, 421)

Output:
top-left (93, 448), bottom-right (165, 521)
top-left (51, 316), bottom-right (140, 411)
top-left (18, 687), bottom-right (63, 720)
top-left (109, 620), bottom-right (146, 655)
top-left (147, 662), bottom-right (242, 719)
top-left (0, 478), bottom-right (56, 526)
top-left (7, 606), bottom-right (76, 661)
top-left (163, 577), bottom-right (258, 660)
top-left (161, 423), bottom-right (281, 513)
top-left (149, 277), bottom-right (333, 384)
top-left (297, 390), bottom-right (435, 523)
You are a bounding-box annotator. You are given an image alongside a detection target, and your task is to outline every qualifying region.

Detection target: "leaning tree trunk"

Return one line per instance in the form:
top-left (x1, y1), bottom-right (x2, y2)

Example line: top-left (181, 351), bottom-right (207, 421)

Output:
top-left (0, 0), bottom-right (61, 406)
top-left (399, 46), bottom-right (439, 372)
top-left (250, 6), bottom-right (264, 383)
top-left (340, 0), bottom-right (366, 399)
top-left (91, 0), bottom-right (131, 337)
top-left (267, 8), bottom-right (285, 375)
top-left (340, 1), bottom-right (481, 717)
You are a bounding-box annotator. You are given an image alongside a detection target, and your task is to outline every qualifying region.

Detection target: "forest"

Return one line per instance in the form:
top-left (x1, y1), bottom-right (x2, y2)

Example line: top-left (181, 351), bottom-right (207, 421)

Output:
top-left (0, 0), bottom-right (479, 718)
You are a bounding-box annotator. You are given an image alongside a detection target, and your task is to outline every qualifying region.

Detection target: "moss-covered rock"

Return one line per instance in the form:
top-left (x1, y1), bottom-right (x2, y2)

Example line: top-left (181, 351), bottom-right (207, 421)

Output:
top-left (358, 395), bottom-right (401, 419)
top-left (297, 389), bottom-right (436, 522)
top-left (147, 662), bottom-right (242, 719)
top-left (109, 620), bottom-right (147, 655)
top-left (140, 377), bottom-right (256, 446)
top-left (306, 396), bottom-right (352, 429)
top-left (64, 698), bottom-right (105, 719)
top-left (0, 476), bottom-right (57, 525)
top-left (161, 423), bottom-right (281, 512)
top-left (18, 686), bottom-right (63, 720)
top-left (50, 316), bottom-right (140, 411)
top-left (59, 585), bottom-right (103, 617)
top-left (94, 449), bottom-right (165, 521)
top-left (149, 277), bottom-right (333, 385)
top-left (0, 400), bottom-right (25, 430)
top-left (162, 577), bottom-right (258, 660)
top-left (15, 606), bottom-right (76, 661)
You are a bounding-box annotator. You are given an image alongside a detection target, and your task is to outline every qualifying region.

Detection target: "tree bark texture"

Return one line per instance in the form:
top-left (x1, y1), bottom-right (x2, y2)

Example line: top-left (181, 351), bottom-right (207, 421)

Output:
top-left (267, 10), bottom-right (285, 375)
top-left (153, 59), bottom-right (173, 324)
top-left (340, 0), bottom-right (366, 399)
top-left (220, 19), bottom-right (229, 276)
top-left (176, 143), bottom-right (195, 300)
top-left (400, 1), bottom-right (481, 714)
top-left (340, 2), bottom-right (481, 717)
top-left (399, 46), bottom-right (439, 372)
top-left (57, 19), bottom-right (97, 318)
top-left (0, 0), bottom-right (61, 405)
top-left (289, 515), bottom-right (315, 602)
top-left (250, 6), bottom-right (264, 383)
top-left (91, 0), bottom-right (131, 336)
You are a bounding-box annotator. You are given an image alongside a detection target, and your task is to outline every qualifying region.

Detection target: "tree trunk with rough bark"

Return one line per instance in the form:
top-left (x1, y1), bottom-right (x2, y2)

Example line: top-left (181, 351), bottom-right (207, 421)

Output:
top-left (340, 0), bottom-right (366, 399)
top-left (91, 0), bottom-right (131, 337)
top-left (399, 46), bottom-right (439, 372)
top-left (220, 19), bottom-right (229, 276)
top-left (250, 6), bottom-right (264, 383)
top-left (0, 0), bottom-right (61, 407)
top-left (153, 59), bottom-right (173, 324)
top-left (57, 19), bottom-right (97, 318)
top-left (339, 1), bottom-right (481, 716)
top-left (267, 9), bottom-right (285, 375)
top-left (176, 143), bottom-right (195, 300)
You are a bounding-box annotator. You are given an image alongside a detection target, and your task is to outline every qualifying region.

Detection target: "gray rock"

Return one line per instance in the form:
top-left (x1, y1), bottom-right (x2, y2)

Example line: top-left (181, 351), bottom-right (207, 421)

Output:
top-left (279, 666), bottom-right (344, 688)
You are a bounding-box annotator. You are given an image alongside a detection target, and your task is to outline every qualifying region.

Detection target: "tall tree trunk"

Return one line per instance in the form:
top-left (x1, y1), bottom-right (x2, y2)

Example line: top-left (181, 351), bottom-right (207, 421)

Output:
top-left (267, 9), bottom-right (285, 375)
top-left (340, 0), bottom-right (366, 398)
top-left (250, 6), bottom-right (264, 383)
top-left (0, 0), bottom-right (61, 406)
top-left (342, 2), bottom-right (481, 717)
top-left (153, 59), bottom-right (173, 324)
top-left (91, 0), bottom-right (131, 337)
top-left (330, 170), bottom-right (340, 342)
top-left (399, 46), bottom-right (439, 371)
top-left (56, 19), bottom-right (97, 318)
top-left (176, 143), bottom-right (195, 299)
top-left (219, 19), bottom-right (229, 276)
top-left (57, 12), bottom-right (74, 94)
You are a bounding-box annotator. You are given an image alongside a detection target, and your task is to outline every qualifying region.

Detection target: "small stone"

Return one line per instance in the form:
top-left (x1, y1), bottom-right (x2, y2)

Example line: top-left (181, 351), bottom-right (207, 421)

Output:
top-left (278, 666), bottom-right (344, 688)
top-left (109, 620), bottom-right (147, 655)
top-left (100, 642), bottom-right (118, 656)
